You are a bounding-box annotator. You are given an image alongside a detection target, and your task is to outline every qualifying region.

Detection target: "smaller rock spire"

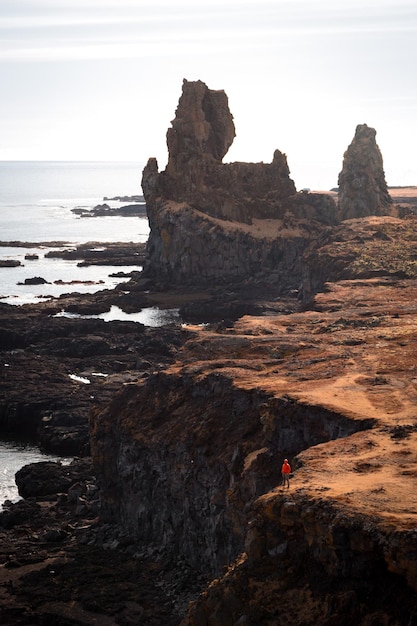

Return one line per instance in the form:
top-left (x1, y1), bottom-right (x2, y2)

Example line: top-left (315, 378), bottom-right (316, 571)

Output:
top-left (338, 123), bottom-right (393, 220)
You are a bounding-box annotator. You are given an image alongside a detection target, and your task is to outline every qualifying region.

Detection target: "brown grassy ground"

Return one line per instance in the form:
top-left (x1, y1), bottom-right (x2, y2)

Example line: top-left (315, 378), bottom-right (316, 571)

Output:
top-left (173, 274), bottom-right (417, 531)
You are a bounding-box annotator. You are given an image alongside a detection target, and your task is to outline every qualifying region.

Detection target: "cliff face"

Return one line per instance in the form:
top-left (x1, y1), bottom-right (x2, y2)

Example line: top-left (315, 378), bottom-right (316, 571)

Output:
top-left (141, 199), bottom-right (328, 289)
top-left (183, 492), bottom-right (417, 625)
top-left (338, 123), bottom-right (393, 220)
top-left (90, 372), bottom-right (371, 576)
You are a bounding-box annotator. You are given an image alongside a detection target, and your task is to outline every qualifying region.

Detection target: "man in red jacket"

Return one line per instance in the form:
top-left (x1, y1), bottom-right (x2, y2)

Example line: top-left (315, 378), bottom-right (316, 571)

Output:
top-left (281, 458), bottom-right (291, 488)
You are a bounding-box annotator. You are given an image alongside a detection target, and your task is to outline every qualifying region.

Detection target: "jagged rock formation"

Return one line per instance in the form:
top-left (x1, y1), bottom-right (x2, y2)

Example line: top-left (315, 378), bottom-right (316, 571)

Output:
top-left (141, 79), bottom-right (338, 288)
top-left (144, 79), bottom-right (297, 223)
top-left (338, 123), bottom-right (393, 219)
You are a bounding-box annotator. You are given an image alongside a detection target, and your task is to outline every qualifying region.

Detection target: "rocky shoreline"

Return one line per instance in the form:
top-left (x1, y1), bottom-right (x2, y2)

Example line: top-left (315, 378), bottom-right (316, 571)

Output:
top-left (3, 262), bottom-right (417, 624)
top-left (3, 78), bottom-right (417, 625)
top-left (0, 458), bottom-right (196, 625)
top-left (0, 244), bottom-right (296, 624)
top-left (3, 227), bottom-right (417, 623)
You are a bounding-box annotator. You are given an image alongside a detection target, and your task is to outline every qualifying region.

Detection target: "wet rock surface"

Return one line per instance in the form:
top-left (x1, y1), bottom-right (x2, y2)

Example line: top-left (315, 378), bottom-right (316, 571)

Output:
top-left (0, 294), bottom-right (191, 456)
top-left (44, 240), bottom-right (147, 266)
top-left (71, 201), bottom-right (147, 218)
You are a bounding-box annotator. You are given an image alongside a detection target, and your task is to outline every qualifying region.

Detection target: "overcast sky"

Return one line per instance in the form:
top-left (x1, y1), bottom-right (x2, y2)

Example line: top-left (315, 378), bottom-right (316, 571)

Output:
top-left (1, 0), bottom-right (416, 189)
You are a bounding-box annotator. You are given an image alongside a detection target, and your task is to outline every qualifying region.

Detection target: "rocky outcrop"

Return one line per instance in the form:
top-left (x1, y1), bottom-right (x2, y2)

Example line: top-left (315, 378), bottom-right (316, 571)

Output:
top-left (89, 273), bottom-right (417, 624)
top-left (44, 241), bottom-right (147, 266)
top-left (338, 123), bottom-right (393, 219)
top-left (145, 79), bottom-right (297, 223)
top-left (141, 200), bottom-right (329, 289)
top-left (90, 372), bottom-right (372, 576)
top-left (141, 79), bottom-right (339, 288)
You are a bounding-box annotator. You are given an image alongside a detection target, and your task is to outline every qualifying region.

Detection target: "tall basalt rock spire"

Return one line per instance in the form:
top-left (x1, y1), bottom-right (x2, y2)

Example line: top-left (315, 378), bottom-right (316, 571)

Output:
top-left (338, 124), bottom-right (393, 220)
top-left (166, 78), bottom-right (236, 166)
top-left (141, 79), bottom-right (338, 287)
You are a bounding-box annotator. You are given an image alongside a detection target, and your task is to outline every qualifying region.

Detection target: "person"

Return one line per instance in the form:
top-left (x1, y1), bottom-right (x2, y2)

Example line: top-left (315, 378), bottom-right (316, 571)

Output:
top-left (281, 458), bottom-right (291, 488)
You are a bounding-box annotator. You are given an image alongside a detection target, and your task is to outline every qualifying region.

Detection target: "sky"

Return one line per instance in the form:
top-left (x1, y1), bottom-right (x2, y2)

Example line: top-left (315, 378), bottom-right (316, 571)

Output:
top-left (1, 0), bottom-right (416, 190)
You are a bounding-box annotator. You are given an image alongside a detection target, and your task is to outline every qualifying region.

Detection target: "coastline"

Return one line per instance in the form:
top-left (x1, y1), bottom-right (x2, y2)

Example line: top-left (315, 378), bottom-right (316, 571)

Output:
top-left (2, 183), bottom-right (417, 623)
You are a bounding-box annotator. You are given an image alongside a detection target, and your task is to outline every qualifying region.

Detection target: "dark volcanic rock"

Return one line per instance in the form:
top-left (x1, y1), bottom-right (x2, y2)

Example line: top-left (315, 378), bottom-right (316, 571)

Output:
top-left (90, 372), bottom-right (370, 576)
top-left (141, 79), bottom-right (338, 290)
top-left (44, 241), bottom-right (146, 266)
top-left (0, 457), bottom-right (191, 625)
top-left (0, 302), bottom-right (191, 455)
top-left (338, 123), bottom-right (393, 219)
top-left (142, 201), bottom-right (327, 288)
top-left (15, 454), bottom-right (91, 498)
top-left (143, 79), bottom-right (297, 224)
top-left (0, 259), bottom-right (21, 267)
top-left (20, 276), bottom-right (49, 285)
top-left (72, 203), bottom-right (147, 218)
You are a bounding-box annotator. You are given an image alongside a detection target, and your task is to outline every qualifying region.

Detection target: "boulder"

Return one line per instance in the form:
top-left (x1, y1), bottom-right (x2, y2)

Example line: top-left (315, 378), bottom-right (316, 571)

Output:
top-left (15, 461), bottom-right (73, 499)
top-left (15, 458), bottom-right (94, 500)
top-left (21, 276), bottom-right (49, 285)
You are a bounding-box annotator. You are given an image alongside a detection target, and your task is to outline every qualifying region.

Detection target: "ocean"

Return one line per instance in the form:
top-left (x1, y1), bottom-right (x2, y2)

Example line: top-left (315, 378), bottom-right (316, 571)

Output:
top-left (0, 160), bottom-right (150, 304)
top-left (0, 161), bottom-right (153, 504)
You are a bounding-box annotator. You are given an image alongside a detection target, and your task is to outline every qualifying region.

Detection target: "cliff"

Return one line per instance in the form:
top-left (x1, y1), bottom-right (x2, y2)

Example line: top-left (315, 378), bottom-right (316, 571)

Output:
top-left (4, 79), bottom-right (417, 623)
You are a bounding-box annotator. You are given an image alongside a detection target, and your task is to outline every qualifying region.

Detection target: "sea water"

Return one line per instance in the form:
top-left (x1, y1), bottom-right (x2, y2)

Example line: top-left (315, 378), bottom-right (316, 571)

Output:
top-left (0, 161), bottom-right (150, 304)
top-left (0, 161), bottom-right (152, 504)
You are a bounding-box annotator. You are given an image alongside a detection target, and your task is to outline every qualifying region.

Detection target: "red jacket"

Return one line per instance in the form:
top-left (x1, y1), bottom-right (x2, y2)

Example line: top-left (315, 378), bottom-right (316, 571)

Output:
top-left (281, 461), bottom-right (291, 474)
